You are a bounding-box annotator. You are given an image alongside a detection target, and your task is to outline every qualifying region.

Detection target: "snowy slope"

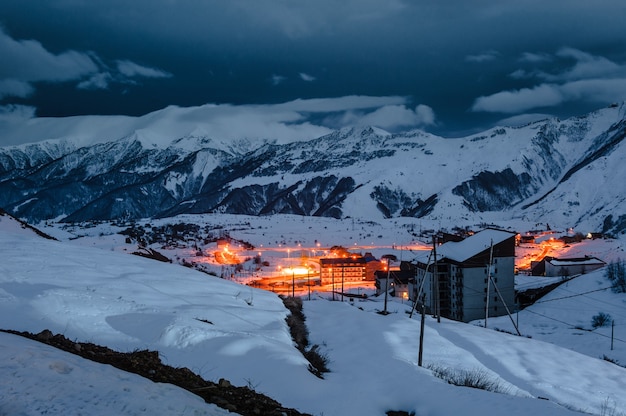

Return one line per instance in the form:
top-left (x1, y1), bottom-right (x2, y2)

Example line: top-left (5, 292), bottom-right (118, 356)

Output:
top-left (1, 213), bottom-right (625, 415)
top-left (0, 333), bottom-right (231, 416)
top-left (487, 262), bottom-right (626, 365)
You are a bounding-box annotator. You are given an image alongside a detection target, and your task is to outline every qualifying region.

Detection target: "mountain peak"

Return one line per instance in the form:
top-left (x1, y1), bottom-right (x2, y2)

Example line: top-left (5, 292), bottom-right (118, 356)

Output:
top-left (1, 104), bottom-right (625, 234)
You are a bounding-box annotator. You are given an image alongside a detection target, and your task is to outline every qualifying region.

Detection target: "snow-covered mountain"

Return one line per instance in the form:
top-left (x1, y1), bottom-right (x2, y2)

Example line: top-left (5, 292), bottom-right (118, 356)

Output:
top-left (1, 103), bottom-right (625, 235)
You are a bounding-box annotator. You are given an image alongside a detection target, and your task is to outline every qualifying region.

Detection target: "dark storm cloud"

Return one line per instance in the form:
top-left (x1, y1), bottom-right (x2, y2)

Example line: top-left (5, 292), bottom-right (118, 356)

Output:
top-left (0, 26), bottom-right (172, 98)
top-left (1, 1), bottom-right (625, 138)
top-left (0, 27), bottom-right (97, 98)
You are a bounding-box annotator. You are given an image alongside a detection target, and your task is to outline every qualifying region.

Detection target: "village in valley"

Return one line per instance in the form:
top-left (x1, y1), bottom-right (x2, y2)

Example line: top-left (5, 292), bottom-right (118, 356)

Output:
top-left (75, 216), bottom-right (611, 325)
top-left (214, 229), bottom-right (606, 323)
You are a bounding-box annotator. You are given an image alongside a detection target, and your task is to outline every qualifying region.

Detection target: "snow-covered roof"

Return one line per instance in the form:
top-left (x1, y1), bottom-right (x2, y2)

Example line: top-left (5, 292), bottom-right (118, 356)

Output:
top-left (437, 229), bottom-right (515, 263)
top-left (548, 257), bottom-right (605, 267)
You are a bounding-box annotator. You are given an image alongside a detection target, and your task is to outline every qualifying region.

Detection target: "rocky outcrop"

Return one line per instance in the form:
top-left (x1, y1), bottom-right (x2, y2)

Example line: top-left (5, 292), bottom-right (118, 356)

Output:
top-left (1, 329), bottom-right (311, 416)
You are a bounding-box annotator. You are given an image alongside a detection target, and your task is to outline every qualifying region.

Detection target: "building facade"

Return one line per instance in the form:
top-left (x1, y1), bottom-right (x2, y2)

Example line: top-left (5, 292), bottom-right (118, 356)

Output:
top-left (413, 229), bottom-right (516, 323)
top-left (319, 257), bottom-right (367, 287)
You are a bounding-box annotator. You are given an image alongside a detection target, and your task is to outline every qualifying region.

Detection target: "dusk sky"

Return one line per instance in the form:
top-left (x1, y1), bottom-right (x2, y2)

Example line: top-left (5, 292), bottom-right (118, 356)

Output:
top-left (1, 1), bottom-right (626, 140)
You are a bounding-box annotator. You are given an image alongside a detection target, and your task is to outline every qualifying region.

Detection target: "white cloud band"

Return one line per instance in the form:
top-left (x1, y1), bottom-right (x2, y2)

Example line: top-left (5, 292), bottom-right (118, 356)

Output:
top-left (472, 48), bottom-right (626, 114)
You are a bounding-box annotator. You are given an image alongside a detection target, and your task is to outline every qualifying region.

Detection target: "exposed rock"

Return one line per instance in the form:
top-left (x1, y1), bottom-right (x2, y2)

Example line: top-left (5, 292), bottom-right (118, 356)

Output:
top-left (1, 329), bottom-right (311, 416)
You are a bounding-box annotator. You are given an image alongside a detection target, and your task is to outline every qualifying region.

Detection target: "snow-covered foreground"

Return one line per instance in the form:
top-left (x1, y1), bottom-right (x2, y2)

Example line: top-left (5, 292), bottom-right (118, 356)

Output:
top-left (1, 215), bottom-right (625, 415)
top-left (486, 261), bottom-right (626, 369)
top-left (0, 333), bottom-right (231, 416)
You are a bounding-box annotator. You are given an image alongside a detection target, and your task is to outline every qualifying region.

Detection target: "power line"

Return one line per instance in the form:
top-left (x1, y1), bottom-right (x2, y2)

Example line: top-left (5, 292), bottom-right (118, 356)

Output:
top-left (521, 285), bottom-right (626, 325)
top-left (546, 285), bottom-right (626, 311)
top-left (534, 286), bottom-right (614, 304)
top-left (523, 309), bottom-right (626, 344)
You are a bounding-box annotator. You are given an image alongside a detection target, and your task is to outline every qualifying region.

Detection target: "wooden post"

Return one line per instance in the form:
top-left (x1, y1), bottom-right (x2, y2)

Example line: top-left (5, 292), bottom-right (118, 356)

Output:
top-left (418, 301), bottom-right (425, 367)
top-left (384, 258), bottom-right (390, 313)
top-left (490, 274), bottom-right (521, 336)
top-left (331, 267), bottom-right (335, 301)
top-left (611, 320), bottom-right (615, 351)
top-left (382, 254), bottom-right (398, 315)
top-left (432, 235), bottom-right (440, 323)
top-left (485, 240), bottom-right (493, 328)
top-left (341, 263), bottom-right (344, 302)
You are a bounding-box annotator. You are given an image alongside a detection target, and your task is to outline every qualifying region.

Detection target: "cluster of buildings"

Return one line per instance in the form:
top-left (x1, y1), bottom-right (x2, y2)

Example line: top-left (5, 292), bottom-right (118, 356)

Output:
top-left (373, 229), bottom-right (518, 322)
top-left (315, 229), bottom-right (517, 322)
top-left (267, 228), bottom-right (605, 323)
top-left (316, 228), bottom-right (605, 323)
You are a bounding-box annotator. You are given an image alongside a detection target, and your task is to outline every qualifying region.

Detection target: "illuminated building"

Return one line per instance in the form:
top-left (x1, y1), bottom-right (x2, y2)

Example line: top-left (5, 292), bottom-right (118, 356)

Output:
top-left (319, 257), bottom-right (366, 286)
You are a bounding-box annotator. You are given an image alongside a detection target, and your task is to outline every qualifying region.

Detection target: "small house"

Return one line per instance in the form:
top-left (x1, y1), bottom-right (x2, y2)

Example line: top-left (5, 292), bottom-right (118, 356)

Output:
top-left (533, 256), bottom-right (606, 277)
top-left (374, 261), bottom-right (416, 299)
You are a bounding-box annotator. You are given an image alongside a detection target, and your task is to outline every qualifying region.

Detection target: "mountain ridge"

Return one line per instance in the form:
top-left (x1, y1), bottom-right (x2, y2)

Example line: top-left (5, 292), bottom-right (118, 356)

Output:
top-left (1, 103), bottom-right (625, 235)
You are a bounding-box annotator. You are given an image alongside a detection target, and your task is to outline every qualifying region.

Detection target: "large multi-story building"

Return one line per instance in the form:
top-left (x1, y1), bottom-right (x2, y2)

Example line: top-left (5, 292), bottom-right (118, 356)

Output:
top-left (413, 229), bottom-right (516, 323)
top-left (319, 257), bottom-right (367, 287)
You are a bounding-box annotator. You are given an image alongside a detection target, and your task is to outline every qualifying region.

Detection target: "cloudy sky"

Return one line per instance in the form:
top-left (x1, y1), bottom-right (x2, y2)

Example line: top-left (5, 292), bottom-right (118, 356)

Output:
top-left (1, 1), bottom-right (626, 139)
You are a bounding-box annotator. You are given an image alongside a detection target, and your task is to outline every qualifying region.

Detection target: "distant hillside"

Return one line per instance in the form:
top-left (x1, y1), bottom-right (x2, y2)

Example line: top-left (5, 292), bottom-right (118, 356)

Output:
top-left (1, 103), bottom-right (625, 235)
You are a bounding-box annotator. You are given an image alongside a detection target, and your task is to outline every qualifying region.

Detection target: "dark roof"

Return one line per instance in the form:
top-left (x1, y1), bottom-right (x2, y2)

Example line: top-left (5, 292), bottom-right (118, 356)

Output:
top-left (374, 269), bottom-right (415, 284)
top-left (320, 257), bottom-right (366, 266)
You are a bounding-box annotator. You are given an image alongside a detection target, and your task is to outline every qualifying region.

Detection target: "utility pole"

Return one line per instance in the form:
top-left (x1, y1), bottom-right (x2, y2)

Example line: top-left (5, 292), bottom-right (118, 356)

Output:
top-left (331, 267), bottom-right (335, 301)
top-left (307, 267), bottom-right (311, 301)
top-left (418, 298), bottom-right (426, 367)
top-left (384, 259), bottom-right (390, 314)
top-left (341, 263), bottom-right (344, 302)
top-left (410, 250), bottom-right (432, 319)
top-left (432, 235), bottom-right (440, 323)
top-left (611, 320), bottom-right (615, 350)
top-left (488, 273), bottom-right (521, 336)
top-left (382, 254), bottom-right (397, 315)
top-left (485, 240), bottom-right (494, 328)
